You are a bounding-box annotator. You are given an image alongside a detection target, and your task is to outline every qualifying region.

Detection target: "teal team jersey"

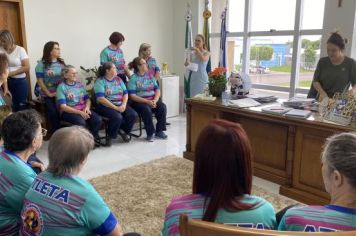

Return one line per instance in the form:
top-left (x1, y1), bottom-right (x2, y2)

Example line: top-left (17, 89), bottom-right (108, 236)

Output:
top-left (127, 72), bottom-right (159, 100)
top-left (21, 171), bottom-right (118, 236)
top-left (56, 81), bottom-right (89, 111)
top-left (100, 47), bottom-right (126, 74)
top-left (35, 61), bottom-right (65, 95)
top-left (278, 205), bottom-right (356, 232)
top-left (94, 76), bottom-right (128, 106)
top-left (0, 150), bottom-right (36, 236)
top-left (162, 194), bottom-right (276, 236)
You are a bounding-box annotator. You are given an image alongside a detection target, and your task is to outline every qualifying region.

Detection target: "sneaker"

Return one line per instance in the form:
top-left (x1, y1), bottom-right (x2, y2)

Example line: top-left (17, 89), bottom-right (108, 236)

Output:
top-left (120, 133), bottom-right (131, 143)
top-left (166, 122), bottom-right (171, 125)
top-left (146, 135), bottom-right (154, 142)
top-left (155, 131), bottom-right (168, 139)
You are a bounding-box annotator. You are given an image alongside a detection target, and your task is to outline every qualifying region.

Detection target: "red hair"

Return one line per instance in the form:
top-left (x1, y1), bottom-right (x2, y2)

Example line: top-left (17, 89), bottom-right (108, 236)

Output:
top-left (193, 119), bottom-right (254, 221)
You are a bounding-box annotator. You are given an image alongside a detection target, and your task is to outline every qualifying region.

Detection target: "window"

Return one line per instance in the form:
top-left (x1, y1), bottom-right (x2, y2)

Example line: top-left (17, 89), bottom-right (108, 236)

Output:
top-left (251, 0), bottom-right (296, 31)
top-left (210, 0), bottom-right (325, 97)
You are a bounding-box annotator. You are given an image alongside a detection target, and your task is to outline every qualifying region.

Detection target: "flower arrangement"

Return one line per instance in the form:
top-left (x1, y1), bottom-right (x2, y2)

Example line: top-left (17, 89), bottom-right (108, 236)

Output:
top-left (208, 67), bottom-right (227, 97)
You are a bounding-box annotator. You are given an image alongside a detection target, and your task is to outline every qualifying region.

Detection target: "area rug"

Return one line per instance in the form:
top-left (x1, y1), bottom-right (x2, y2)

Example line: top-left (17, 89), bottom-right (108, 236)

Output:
top-left (90, 156), bottom-right (299, 235)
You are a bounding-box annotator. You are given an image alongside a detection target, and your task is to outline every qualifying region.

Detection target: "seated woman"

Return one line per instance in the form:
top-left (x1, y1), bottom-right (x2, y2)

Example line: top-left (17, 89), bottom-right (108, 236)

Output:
top-left (56, 65), bottom-right (102, 145)
top-left (278, 132), bottom-right (356, 232)
top-left (94, 62), bottom-right (137, 146)
top-left (128, 57), bottom-right (167, 142)
top-left (0, 110), bottom-right (44, 235)
top-left (20, 126), bottom-right (124, 235)
top-left (312, 32), bottom-right (356, 100)
top-left (36, 41), bottom-right (66, 133)
top-left (162, 119), bottom-right (276, 236)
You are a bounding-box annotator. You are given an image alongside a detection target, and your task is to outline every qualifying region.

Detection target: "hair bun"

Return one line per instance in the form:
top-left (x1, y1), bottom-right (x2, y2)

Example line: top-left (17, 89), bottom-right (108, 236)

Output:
top-left (344, 38), bottom-right (349, 44)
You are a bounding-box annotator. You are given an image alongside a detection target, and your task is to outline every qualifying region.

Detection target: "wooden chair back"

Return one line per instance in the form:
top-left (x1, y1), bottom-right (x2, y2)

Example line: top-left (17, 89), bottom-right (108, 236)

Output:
top-left (179, 214), bottom-right (356, 236)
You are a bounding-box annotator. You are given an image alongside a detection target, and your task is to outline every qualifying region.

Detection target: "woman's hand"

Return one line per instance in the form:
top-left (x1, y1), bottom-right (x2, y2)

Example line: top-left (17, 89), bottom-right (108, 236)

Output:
top-left (79, 111), bottom-right (90, 120)
top-left (47, 92), bottom-right (56, 98)
top-left (83, 107), bottom-right (91, 115)
top-left (3, 88), bottom-right (11, 98)
top-left (117, 104), bottom-right (126, 113)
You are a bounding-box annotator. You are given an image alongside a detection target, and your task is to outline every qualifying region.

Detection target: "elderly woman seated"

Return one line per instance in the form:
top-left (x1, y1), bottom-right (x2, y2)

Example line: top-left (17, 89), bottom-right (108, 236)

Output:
top-left (0, 110), bottom-right (44, 235)
top-left (278, 132), bottom-right (356, 232)
top-left (20, 126), bottom-right (141, 236)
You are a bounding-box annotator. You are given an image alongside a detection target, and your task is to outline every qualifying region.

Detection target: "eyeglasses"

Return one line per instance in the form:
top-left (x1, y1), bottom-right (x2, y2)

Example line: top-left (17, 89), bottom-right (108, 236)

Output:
top-left (53, 47), bottom-right (60, 50)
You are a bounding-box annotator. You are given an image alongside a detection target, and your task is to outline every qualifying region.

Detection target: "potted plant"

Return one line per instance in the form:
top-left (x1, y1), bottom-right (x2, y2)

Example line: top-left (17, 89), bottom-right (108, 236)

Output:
top-left (208, 67), bottom-right (227, 97)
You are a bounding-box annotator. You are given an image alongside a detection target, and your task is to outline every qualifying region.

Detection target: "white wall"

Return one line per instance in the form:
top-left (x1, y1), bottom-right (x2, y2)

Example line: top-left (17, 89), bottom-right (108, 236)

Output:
top-left (22, 0), bottom-right (174, 95)
top-left (322, 0), bottom-right (356, 58)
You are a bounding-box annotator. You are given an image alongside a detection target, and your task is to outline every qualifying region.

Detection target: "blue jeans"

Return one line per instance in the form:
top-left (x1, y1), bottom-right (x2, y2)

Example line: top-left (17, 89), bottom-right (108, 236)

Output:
top-left (44, 97), bottom-right (60, 133)
top-left (95, 104), bottom-right (137, 139)
top-left (61, 110), bottom-right (102, 138)
top-left (131, 100), bottom-right (167, 136)
top-left (8, 77), bottom-right (28, 111)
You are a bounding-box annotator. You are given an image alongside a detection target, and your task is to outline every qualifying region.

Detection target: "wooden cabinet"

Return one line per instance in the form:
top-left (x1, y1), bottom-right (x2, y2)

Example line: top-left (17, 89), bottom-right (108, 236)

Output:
top-left (184, 99), bottom-right (356, 204)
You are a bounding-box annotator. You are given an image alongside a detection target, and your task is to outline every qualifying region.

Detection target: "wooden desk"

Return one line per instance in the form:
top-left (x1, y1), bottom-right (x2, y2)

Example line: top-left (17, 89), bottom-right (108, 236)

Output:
top-left (184, 99), bottom-right (356, 205)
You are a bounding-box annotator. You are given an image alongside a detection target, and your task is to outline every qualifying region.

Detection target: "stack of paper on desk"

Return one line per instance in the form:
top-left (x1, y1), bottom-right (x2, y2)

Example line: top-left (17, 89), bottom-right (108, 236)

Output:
top-left (285, 109), bottom-right (312, 119)
top-left (261, 106), bottom-right (292, 115)
top-left (228, 98), bottom-right (261, 108)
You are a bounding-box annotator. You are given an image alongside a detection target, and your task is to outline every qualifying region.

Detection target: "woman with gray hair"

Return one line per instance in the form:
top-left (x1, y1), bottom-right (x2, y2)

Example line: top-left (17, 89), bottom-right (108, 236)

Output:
top-left (278, 132), bottom-right (356, 232)
top-left (56, 65), bottom-right (102, 146)
top-left (138, 43), bottom-right (160, 80)
top-left (21, 126), bottom-right (125, 235)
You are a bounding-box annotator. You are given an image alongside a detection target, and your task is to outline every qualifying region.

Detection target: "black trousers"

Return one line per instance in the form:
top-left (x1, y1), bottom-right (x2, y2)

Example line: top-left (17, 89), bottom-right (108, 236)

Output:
top-left (131, 100), bottom-right (167, 136)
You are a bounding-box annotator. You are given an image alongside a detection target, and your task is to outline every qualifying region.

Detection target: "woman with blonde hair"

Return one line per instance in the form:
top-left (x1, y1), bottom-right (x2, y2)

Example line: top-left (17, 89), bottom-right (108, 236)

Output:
top-left (0, 30), bottom-right (30, 111)
top-left (138, 43), bottom-right (160, 80)
top-left (184, 34), bottom-right (210, 97)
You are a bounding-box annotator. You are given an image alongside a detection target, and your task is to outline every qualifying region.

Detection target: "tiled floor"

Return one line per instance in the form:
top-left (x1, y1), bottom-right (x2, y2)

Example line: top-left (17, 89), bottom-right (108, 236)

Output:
top-left (35, 114), bottom-right (280, 194)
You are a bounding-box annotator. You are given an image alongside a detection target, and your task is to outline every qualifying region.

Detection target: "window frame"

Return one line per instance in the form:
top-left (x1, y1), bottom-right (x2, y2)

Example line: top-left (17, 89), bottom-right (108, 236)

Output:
top-left (210, 0), bottom-right (324, 97)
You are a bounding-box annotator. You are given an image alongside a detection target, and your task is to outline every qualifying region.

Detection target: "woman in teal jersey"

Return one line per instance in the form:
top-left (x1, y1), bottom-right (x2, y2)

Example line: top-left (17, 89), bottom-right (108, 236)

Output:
top-left (36, 41), bottom-right (66, 133)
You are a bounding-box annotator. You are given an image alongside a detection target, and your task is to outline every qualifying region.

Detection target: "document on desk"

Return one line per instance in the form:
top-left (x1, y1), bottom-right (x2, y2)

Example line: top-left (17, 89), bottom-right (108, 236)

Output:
top-left (228, 98), bottom-right (261, 108)
top-left (285, 109), bottom-right (312, 119)
top-left (261, 106), bottom-right (292, 115)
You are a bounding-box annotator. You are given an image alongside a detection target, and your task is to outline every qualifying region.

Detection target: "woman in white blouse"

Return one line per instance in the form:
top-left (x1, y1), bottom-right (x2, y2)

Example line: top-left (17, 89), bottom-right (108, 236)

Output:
top-left (0, 30), bottom-right (30, 111)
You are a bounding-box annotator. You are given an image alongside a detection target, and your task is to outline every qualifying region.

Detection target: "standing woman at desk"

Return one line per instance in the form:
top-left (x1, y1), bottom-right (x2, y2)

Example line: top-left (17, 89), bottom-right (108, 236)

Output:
top-left (0, 30), bottom-right (30, 111)
top-left (100, 32), bottom-right (131, 83)
top-left (35, 41), bottom-right (66, 133)
top-left (138, 43), bottom-right (160, 80)
top-left (312, 32), bottom-right (356, 100)
top-left (184, 34), bottom-right (210, 97)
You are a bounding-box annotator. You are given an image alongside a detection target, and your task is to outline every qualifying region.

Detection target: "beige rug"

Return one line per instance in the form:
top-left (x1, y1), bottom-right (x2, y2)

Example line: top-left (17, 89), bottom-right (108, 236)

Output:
top-left (90, 156), bottom-right (299, 235)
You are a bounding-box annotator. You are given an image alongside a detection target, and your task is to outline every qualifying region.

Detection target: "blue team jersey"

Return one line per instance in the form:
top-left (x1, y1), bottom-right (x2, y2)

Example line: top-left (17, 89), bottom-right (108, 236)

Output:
top-left (162, 194), bottom-right (276, 236)
top-left (56, 81), bottom-right (89, 111)
top-left (100, 47), bottom-right (126, 74)
top-left (278, 205), bottom-right (356, 232)
top-left (146, 57), bottom-right (160, 78)
top-left (21, 171), bottom-right (118, 236)
top-left (127, 72), bottom-right (159, 100)
top-left (0, 150), bottom-right (36, 236)
top-left (94, 76), bottom-right (127, 106)
top-left (35, 60), bottom-right (65, 95)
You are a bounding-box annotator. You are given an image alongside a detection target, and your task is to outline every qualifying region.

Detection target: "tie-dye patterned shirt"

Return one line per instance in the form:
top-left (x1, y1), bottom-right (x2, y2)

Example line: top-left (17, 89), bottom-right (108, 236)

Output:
top-left (127, 72), bottom-right (159, 100)
top-left (35, 60), bottom-right (65, 95)
top-left (21, 171), bottom-right (118, 236)
top-left (56, 81), bottom-right (89, 111)
top-left (94, 76), bottom-right (127, 106)
top-left (100, 47), bottom-right (126, 74)
top-left (146, 57), bottom-right (160, 78)
top-left (278, 205), bottom-right (356, 232)
top-left (162, 194), bottom-right (276, 236)
top-left (0, 150), bottom-right (37, 236)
